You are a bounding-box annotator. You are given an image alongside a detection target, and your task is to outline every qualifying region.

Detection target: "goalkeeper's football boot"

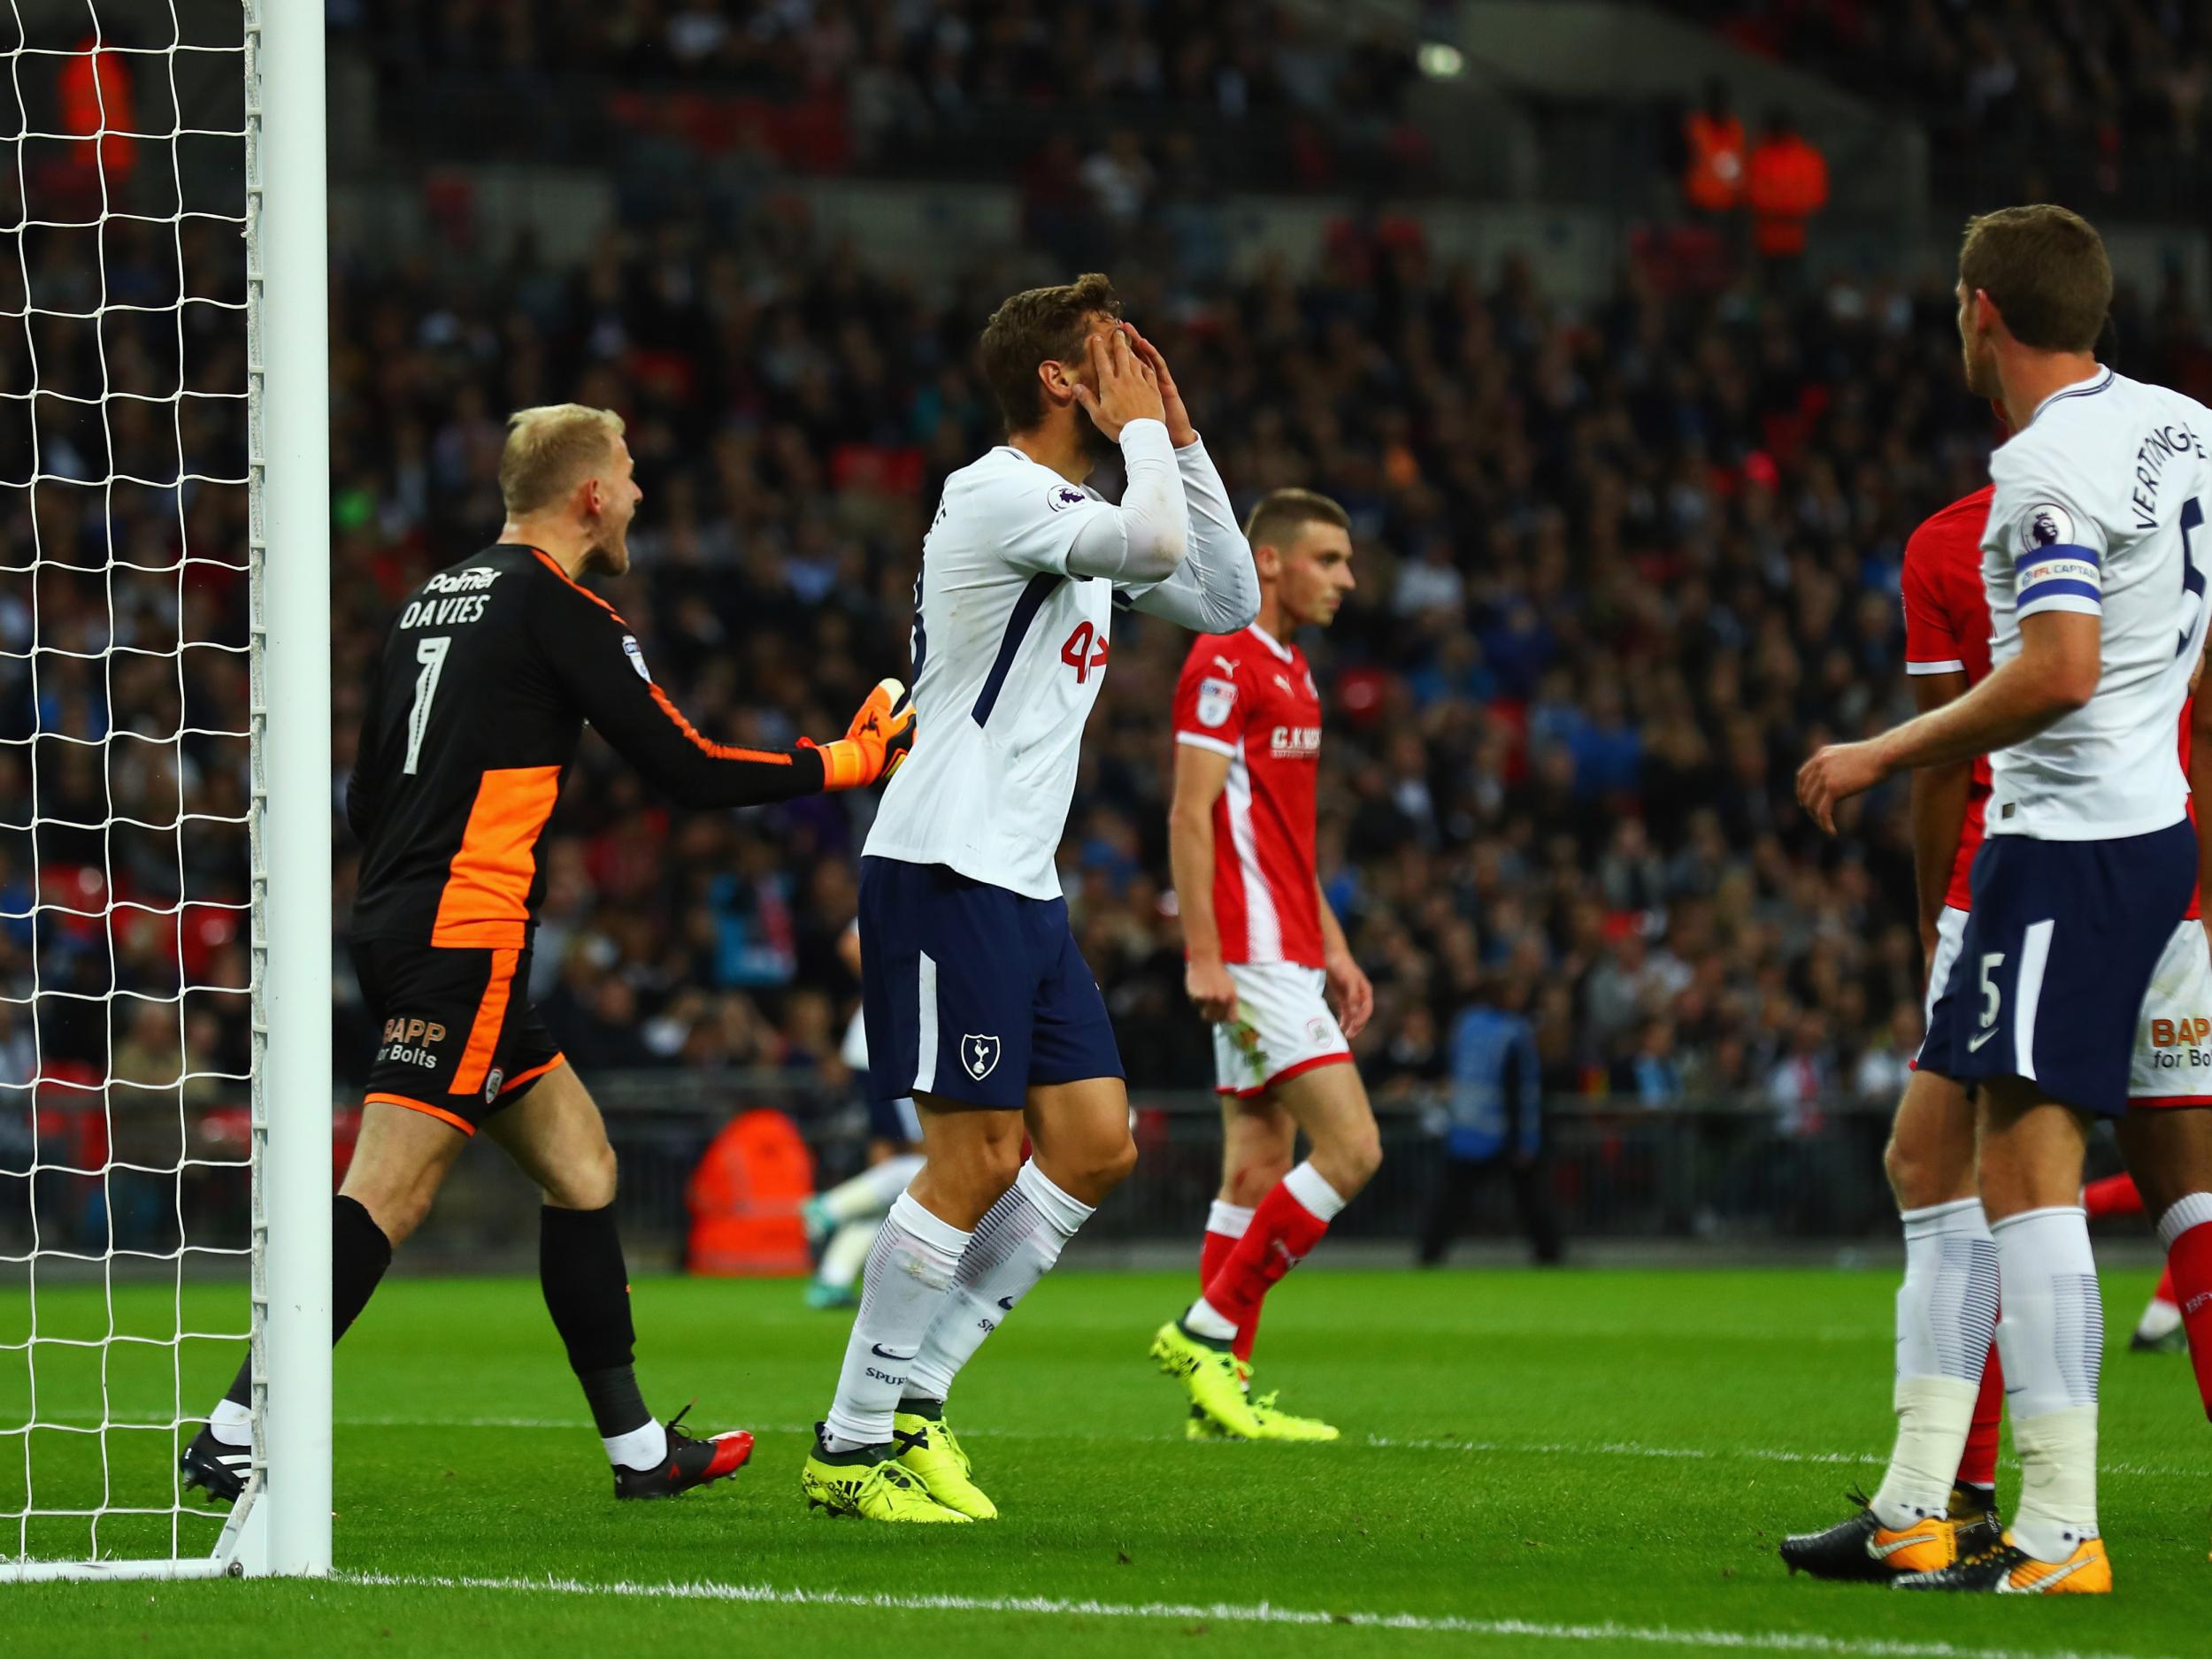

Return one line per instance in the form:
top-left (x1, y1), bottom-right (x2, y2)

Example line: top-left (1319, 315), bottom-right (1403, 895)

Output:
top-left (802, 1427), bottom-right (970, 1522)
top-left (1778, 1490), bottom-right (1955, 1579)
top-left (892, 1405), bottom-right (997, 1519)
top-left (1948, 1481), bottom-right (2003, 1561)
top-left (179, 1425), bottom-right (250, 1505)
top-left (1150, 1319), bottom-right (1263, 1438)
top-left (804, 1279), bottom-right (859, 1311)
top-left (1895, 1532), bottom-right (2111, 1594)
top-left (611, 1404), bottom-right (754, 1500)
top-left (801, 1194), bottom-right (835, 1248)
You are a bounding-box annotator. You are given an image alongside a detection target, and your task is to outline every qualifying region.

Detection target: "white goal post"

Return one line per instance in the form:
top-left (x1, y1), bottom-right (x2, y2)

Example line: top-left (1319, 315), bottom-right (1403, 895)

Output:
top-left (0, 0), bottom-right (328, 1583)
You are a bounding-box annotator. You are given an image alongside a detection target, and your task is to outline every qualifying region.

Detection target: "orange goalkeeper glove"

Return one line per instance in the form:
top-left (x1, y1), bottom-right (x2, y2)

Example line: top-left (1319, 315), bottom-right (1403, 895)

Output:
top-left (806, 677), bottom-right (913, 791)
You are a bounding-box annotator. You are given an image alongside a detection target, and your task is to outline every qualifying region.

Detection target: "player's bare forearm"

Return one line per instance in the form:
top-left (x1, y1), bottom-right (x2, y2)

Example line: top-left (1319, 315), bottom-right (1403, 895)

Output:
top-left (1317, 879), bottom-right (1350, 962)
top-left (1315, 874), bottom-right (1373, 1038)
top-left (1799, 612), bottom-right (2098, 833)
top-left (1909, 763), bottom-right (1970, 939)
top-left (1876, 659), bottom-right (2079, 779)
top-left (1170, 803), bottom-right (1225, 966)
top-left (1905, 670), bottom-right (1971, 949)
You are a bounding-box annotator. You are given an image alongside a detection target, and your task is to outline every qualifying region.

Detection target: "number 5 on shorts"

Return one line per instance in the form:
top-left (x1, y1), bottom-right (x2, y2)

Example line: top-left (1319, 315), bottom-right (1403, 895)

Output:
top-left (1970, 950), bottom-right (2005, 1050)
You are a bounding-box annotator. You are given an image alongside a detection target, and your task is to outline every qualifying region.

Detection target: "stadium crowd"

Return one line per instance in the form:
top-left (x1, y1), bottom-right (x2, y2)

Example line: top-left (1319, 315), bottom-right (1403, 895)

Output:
top-left (1677, 0), bottom-right (2212, 204)
top-left (309, 204), bottom-right (2212, 1120)
top-left (11, 27), bottom-right (2212, 1164)
top-left (349, 0), bottom-right (1427, 190)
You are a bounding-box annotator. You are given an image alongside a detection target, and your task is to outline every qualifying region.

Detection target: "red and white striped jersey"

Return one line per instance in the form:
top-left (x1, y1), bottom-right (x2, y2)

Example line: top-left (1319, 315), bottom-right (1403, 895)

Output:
top-left (1172, 624), bottom-right (1324, 967)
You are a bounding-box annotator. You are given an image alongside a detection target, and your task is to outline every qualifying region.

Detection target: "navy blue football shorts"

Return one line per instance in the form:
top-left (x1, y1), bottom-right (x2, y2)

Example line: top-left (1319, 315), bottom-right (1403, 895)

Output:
top-left (857, 856), bottom-right (1123, 1110)
top-left (1926, 818), bottom-right (2196, 1118)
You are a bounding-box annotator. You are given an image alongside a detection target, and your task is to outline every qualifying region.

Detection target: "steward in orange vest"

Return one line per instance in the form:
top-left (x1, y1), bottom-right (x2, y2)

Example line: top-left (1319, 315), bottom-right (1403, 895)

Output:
top-left (1747, 114), bottom-right (1829, 257)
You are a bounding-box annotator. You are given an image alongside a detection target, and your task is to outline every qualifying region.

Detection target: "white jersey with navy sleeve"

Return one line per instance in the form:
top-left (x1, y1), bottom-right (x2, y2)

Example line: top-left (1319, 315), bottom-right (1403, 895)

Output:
top-left (864, 439), bottom-right (1141, 899)
top-left (1981, 367), bottom-right (2212, 841)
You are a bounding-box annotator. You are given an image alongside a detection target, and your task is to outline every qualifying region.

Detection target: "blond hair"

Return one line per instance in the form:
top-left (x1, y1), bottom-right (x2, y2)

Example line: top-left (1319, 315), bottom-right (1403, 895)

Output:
top-left (499, 403), bottom-right (626, 516)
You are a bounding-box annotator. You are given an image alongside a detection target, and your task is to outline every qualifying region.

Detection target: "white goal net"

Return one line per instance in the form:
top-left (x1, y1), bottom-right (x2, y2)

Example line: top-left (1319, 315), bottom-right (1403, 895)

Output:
top-left (0, 0), bottom-right (327, 1582)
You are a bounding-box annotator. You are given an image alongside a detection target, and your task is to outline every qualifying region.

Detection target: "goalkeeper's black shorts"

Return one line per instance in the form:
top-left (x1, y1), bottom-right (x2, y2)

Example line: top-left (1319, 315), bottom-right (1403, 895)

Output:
top-left (354, 939), bottom-right (564, 1135)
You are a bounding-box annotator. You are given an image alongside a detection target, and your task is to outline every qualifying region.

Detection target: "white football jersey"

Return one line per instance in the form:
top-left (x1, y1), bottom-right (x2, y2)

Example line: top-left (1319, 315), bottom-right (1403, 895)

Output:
top-left (1982, 366), bottom-right (2212, 840)
top-left (864, 443), bottom-right (1128, 899)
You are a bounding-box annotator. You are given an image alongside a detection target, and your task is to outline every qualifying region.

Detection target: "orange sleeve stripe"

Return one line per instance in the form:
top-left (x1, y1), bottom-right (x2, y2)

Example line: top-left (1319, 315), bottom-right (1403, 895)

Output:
top-left (431, 766), bottom-right (562, 949)
top-left (449, 948), bottom-right (520, 1099)
top-left (498, 1054), bottom-right (567, 1095)
top-left (645, 680), bottom-right (795, 765)
top-left (365, 1091), bottom-right (476, 1137)
top-left (530, 546), bottom-right (792, 767)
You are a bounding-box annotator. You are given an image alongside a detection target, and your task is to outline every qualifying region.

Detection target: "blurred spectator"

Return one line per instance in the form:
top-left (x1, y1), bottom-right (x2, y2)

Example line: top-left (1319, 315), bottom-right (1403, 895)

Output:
top-left (1680, 77), bottom-right (1746, 217)
top-left (1423, 981), bottom-right (1563, 1264)
top-left (1745, 110), bottom-right (1829, 276)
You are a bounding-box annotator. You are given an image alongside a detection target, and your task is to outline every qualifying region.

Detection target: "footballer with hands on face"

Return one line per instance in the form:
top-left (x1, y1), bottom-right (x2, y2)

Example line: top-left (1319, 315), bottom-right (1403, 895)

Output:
top-left (801, 275), bottom-right (1259, 1522)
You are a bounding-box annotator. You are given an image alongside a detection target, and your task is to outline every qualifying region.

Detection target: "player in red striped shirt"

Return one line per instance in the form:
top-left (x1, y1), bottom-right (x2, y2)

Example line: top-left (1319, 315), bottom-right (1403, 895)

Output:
top-left (1786, 483), bottom-right (2212, 1580)
top-left (1148, 488), bottom-right (1376, 1440)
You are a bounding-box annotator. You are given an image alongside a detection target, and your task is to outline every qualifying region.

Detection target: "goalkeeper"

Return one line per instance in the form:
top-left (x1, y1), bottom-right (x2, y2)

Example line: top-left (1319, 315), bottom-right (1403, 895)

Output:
top-left (182, 404), bottom-right (911, 1502)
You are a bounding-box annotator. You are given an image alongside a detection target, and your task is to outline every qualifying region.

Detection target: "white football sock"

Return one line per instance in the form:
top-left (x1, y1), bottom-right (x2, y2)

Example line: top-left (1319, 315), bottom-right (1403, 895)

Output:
top-left (208, 1398), bottom-right (253, 1448)
top-left (819, 1153), bottom-right (926, 1225)
top-left (1870, 1198), bottom-right (1998, 1530)
top-left (603, 1418), bottom-right (668, 1471)
top-left (817, 1219), bottom-right (880, 1293)
top-left (821, 1192), bottom-right (969, 1451)
top-left (1182, 1297), bottom-right (1238, 1341)
top-left (1205, 1199), bottom-right (1254, 1240)
top-left (904, 1162), bottom-right (1094, 1403)
top-left (1992, 1204), bottom-right (2103, 1562)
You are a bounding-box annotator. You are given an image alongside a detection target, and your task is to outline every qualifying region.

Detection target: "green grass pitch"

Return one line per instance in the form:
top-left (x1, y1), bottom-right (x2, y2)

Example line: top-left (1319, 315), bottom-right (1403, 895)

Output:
top-left (6, 1265), bottom-right (2212, 1656)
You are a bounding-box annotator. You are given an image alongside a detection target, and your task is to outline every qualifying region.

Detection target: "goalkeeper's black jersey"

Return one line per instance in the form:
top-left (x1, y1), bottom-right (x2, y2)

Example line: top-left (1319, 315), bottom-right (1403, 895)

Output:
top-left (347, 543), bottom-right (824, 949)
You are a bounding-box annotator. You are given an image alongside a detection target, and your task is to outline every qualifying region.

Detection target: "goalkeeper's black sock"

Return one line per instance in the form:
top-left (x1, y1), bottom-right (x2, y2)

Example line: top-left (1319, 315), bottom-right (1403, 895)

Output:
top-left (213, 1195), bottom-right (393, 1440)
top-left (541, 1202), bottom-right (657, 1459)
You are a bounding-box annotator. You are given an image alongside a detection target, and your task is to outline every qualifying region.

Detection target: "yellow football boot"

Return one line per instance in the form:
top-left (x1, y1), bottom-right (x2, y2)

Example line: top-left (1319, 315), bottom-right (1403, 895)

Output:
top-left (1246, 1388), bottom-right (1340, 1442)
top-left (892, 1409), bottom-right (997, 1520)
top-left (802, 1430), bottom-right (971, 1522)
top-left (1150, 1319), bottom-right (1263, 1438)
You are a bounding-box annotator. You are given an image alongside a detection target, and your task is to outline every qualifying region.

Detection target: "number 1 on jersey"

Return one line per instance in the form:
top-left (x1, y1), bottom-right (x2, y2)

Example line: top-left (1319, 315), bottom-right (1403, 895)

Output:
top-left (403, 635), bottom-right (451, 775)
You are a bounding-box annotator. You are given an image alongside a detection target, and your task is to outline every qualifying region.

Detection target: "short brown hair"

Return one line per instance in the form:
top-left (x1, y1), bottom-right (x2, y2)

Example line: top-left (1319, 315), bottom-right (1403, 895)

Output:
top-left (978, 273), bottom-right (1121, 434)
top-left (1243, 488), bottom-right (1349, 552)
top-left (500, 403), bottom-right (626, 516)
top-left (1959, 205), bottom-right (2111, 353)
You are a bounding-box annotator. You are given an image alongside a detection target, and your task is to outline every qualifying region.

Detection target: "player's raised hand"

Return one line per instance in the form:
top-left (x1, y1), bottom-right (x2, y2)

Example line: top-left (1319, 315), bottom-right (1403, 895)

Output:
top-left (1795, 739), bottom-right (1887, 835)
top-left (1186, 956), bottom-right (1238, 1025)
top-left (810, 677), bottom-right (914, 790)
top-left (1071, 326), bottom-right (1166, 442)
top-left (1325, 949), bottom-right (1374, 1041)
top-left (1124, 324), bottom-right (1196, 448)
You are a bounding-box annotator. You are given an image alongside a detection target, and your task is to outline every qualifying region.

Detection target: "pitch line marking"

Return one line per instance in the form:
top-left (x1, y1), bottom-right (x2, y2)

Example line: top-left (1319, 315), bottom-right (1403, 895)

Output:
top-left (309, 1418), bottom-right (2200, 1478)
top-left (23, 1411), bottom-right (2198, 1479)
top-left (341, 1571), bottom-right (2175, 1659)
